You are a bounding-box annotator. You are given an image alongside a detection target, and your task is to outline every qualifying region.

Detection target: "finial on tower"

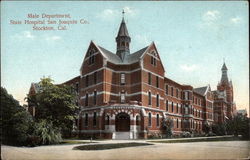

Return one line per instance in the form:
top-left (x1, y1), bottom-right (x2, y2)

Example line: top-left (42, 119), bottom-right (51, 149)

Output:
top-left (122, 9), bottom-right (125, 18)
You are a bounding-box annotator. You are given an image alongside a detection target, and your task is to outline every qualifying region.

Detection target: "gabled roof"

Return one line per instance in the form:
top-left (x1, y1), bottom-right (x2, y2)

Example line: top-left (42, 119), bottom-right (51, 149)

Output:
top-left (30, 83), bottom-right (41, 94)
top-left (194, 85), bottom-right (210, 96)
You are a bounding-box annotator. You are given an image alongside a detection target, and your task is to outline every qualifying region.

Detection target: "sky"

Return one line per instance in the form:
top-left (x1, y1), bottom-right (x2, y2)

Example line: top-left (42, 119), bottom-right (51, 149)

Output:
top-left (1, 1), bottom-right (249, 115)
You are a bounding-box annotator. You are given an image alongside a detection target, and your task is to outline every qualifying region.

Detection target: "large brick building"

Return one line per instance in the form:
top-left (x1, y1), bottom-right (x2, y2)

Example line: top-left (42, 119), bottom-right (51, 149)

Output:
top-left (28, 17), bottom-right (236, 139)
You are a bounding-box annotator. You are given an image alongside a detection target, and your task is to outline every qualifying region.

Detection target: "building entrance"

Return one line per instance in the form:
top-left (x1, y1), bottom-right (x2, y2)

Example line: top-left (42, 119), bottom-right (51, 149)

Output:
top-left (115, 112), bottom-right (130, 132)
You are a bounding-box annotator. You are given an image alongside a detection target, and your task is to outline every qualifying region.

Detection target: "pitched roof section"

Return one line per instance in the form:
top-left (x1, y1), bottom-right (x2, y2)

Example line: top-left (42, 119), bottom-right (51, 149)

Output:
top-left (117, 18), bottom-right (130, 37)
top-left (98, 44), bottom-right (149, 64)
top-left (194, 86), bottom-right (209, 96)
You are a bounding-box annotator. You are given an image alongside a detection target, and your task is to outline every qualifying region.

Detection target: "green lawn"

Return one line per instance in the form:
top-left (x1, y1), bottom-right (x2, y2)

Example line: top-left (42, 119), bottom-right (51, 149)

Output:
top-left (148, 136), bottom-right (241, 143)
top-left (73, 142), bottom-right (153, 150)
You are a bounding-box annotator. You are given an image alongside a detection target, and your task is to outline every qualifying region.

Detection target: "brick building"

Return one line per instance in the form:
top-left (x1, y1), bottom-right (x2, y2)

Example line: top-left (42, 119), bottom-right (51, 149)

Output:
top-left (28, 17), bottom-right (236, 139)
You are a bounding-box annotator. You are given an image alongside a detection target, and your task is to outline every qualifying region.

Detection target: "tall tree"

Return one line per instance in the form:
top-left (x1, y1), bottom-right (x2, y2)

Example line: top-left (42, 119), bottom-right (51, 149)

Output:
top-left (26, 77), bottom-right (79, 136)
top-left (1, 87), bottom-right (33, 145)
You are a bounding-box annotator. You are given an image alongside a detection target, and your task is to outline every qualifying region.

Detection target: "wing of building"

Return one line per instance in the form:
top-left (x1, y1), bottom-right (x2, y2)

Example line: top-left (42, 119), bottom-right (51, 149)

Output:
top-left (28, 16), bottom-right (237, 139)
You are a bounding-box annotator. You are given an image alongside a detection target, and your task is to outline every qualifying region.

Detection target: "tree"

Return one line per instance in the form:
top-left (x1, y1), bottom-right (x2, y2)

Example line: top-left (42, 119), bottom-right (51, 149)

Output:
top-left (1, 87), bottom-right (33, 146)
top-left (226, 115), bottom-right (249, 139)
top-left (162, 117), bottom-right (173, 138)
top-left (26, 77), bottom-right (79, 136)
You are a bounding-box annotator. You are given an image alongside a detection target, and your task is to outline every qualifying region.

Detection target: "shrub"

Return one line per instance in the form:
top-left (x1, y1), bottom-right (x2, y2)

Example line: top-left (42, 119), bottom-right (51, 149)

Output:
top-left (33, 120), bottom-right (62, 145)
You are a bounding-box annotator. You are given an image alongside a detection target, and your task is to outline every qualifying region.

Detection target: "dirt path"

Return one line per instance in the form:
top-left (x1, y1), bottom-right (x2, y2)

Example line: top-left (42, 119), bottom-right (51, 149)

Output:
top-left (1, 140), bottom-right (250, 160)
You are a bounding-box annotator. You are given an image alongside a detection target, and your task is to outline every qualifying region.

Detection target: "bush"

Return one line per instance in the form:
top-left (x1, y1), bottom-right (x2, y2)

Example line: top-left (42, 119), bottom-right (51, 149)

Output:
top-left (33, 120), bottom-right (62, 145)
top-left (206, 132), bottom-right (216, 137)
top-left (180, 131), bottom-right (191, 138)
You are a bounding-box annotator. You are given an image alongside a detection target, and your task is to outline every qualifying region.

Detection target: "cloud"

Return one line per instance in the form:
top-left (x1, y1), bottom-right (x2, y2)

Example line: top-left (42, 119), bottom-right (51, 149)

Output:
top-left (12, 31), bottom-right (35, 40)
top-left (45, 35), bottom-right (61, 41)
top-left (123, 6), bottom-right (136, 16)
top-left (135, 35), bottom-right (150, 46)
top-left (97, 9), bottom-right (119, 20)
top-left (203, 10), bottom-right (221, 22)
top-left (180, 64), bottom-right (198, 72)
top-left (97, 7), bottom-right (137, 20)
top-left (230, 17), bottom-right (242, 24)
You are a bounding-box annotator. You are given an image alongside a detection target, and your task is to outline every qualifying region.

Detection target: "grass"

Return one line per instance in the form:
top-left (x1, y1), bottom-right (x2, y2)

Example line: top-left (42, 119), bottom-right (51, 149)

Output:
top-left (73, 142), bottom-right (153, 150)
top-left (148, 136), bottom-right (241, 143)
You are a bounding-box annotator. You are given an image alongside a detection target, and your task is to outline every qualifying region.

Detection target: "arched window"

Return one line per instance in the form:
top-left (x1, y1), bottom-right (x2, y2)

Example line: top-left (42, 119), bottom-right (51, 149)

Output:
top-left (122, 42), bottom-right (125, 46)
top-left (156, 114), bottom-right (160, 127)
top-left (85, 113), bottom-right (88, 126)
top-left (148, 113), bottom-right (152, 126)
top-left (177, 119), bottom-right (179, 128)
top-left (136, 115), bottom-right (140, 125)
top-left (148, 92), bottom-right (152, 105)
top-left (93, 112), bottom-right (97, 126)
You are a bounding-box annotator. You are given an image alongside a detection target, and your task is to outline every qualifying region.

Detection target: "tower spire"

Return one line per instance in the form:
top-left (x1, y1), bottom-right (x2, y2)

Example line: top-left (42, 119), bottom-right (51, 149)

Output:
top-left (116, 10), bottom-right (131, 61)
top-left (221, 62), bottom-right (229, 84)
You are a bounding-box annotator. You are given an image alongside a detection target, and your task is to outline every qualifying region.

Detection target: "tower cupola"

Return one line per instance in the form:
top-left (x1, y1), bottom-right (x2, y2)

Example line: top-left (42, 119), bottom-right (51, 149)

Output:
top-left (116, 10), bottom-right (131, 61)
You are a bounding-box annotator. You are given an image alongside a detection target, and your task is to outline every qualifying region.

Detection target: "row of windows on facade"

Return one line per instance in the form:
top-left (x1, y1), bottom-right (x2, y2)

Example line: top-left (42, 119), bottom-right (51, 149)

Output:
top-left (147, 113), bottom-right (203, 129)
top-left (165, 100), bottom-right (205, 118)
top-left (82, 112), bottom-right (203, 130)
top-left (84, 91), bottom-right (126, 106)
top-left (83, 114), bottom-right (140, 127)
top-left (85, 72), bottom-right (98, 87)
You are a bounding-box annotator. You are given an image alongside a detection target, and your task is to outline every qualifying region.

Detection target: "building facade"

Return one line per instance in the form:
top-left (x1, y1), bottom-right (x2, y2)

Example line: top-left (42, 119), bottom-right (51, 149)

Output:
top-left (28, 17), bottom-right (236, 139)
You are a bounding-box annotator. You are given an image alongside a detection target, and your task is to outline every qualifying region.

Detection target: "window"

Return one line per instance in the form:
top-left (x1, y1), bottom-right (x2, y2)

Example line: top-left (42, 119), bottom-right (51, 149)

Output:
top-left (166, 100), bottom-right (168, 111)
top-left (172, 102), bottom-right (174, 112)
top-left (156, 76), bottom-right (159, 88)
top-left (85, 93), bottom-right (88, 106)
top-left (121, 92), bottom-right (125, 103)
top-left (177, 103), bottom-right (179, 113)
top-left (93, 91), bottom-right (97, 105)
top-left (151, 56), bottom-right (154, 65)
top-left (88, 49), bottom-right (95, 65)
top-left (176, 89), bottom-right (178, 98)
top-left (150, 51), bottom-right (157, 66)
top-left (156, 114), bottom-right (160, 127)
top-left (136, 115), bottom-right (140, 125)
top-left (185, 105), bottom-right (188, 114)
top-left (85, 113), bottom-right (88, 126)
top-left (177, 119), bottom-right (179, 128)
top-left (181, 104), bottom-right (183, 114)
top-left (120, 73), bottom-right (125, 85)
top-left (156, 94), bottom-right (159, 107)
top-left (94, 72), bottom-right (97, 84)
top-left (106, 115), bottom-right (110, 125)
top-left (148, 92), bottom-right (152, 105)
top-left (75, 83), bottom-right (79, 94)
top-left (148, 113), bottom-right (152, 126)
top-left (148, 73), bottom-right (151, 85)
top-left (93, 112), bottom-right (97, 126)
top-left (165, 85), bottom-right (168, 95)
top-left (171, 87), bottom-right (174, 96)
top-left (85, 75), bottom-right (89, 87)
